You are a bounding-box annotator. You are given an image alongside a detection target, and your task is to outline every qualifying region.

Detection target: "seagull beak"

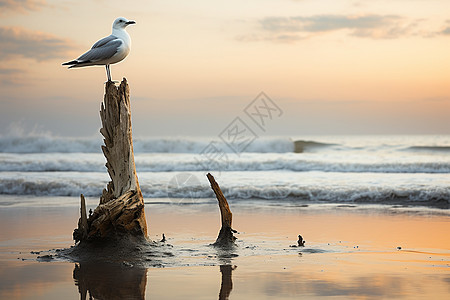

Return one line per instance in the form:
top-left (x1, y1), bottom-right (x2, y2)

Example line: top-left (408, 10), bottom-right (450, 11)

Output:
top-left (126, 20), bottom-right (136, 25)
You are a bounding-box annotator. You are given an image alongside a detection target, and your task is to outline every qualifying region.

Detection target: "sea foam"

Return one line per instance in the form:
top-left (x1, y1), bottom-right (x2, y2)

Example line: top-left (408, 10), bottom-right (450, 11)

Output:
top-left (0, 171), bottom-right (448, 208)
top-left (0, 135), bottom-right (294, 154)
top-left (1, 152), bottom-right (449, 173)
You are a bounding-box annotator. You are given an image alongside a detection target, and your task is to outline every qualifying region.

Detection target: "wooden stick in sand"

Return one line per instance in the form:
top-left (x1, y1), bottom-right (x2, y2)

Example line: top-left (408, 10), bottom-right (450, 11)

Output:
top-left (207, 173), bottom-right (237, 247)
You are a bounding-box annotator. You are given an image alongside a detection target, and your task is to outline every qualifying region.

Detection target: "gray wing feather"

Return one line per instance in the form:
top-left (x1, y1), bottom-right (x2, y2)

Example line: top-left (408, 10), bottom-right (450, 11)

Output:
top-left (77, 37), bottom-right (122, 62)
top-left (91, 35), bottom-right (118, 49)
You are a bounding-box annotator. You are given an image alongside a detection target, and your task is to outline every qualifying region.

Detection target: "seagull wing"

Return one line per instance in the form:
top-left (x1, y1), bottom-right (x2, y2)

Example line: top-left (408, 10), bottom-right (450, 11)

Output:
top-left (76, 35), bottom-right (123, 63)
top-left (91, 35), bottom-right (118, 49)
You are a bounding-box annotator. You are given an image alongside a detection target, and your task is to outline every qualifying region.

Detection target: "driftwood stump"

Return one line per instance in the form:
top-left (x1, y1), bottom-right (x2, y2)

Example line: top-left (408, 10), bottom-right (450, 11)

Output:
top-left (207, 173), bottom-right (236, 247)
top-left (73, 78), bottom-right (148, 243)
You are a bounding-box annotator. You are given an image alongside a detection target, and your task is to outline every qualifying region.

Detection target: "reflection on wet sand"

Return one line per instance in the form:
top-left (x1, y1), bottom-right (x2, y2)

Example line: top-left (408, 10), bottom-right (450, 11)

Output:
top-left (219, 265), bottom-right (236, 300)
top-left (73, 263), bottom-right (147, 300)
top-left (72, 262), bottom-right (237, 300)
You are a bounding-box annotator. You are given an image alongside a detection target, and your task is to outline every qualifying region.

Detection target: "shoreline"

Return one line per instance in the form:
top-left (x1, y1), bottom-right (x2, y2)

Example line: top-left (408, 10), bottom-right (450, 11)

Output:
top-left (1, 194), bottom-right (449, 213)
top-left (0, 197), bottom-right (449, 299)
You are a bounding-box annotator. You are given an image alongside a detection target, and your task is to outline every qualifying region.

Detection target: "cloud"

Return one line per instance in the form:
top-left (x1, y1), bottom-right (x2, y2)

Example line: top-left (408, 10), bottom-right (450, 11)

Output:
top-left (440, 20), bottom-right (450, 35)
top-left (0, 68), bottom-right (22, 75)
top-left (0, 26), bottom-right (75, 61)
top-left (236, 33), bottom-right (304, 43)
top-left (239, 14), bottom-right (426, 42)
top-left (260, 15), bottom-right (403, 33)
top-left (0, 67), bottom-right (27, 86)
top-left (263, 14), bottom-right (417, 39)
top-left (0, 0), bottom-right (47, 14)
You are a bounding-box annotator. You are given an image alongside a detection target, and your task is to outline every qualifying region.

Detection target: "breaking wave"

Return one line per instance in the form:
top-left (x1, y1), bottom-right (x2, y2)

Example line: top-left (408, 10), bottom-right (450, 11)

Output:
top-left (0, 174), bottom-right (448, 208)
top-left (1, 153), bottom-right (449, 173)
top-left (0, 135), bottom-right (294, 154)
top-left (405, 146), bottom-right (450, 153)
top-left (1, 134), bottom-right (449, 209)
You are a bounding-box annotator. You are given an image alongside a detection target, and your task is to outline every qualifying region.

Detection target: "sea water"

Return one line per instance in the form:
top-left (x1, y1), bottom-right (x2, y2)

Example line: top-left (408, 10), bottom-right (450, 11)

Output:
top-left (0, 134), bottom-right (449, 208)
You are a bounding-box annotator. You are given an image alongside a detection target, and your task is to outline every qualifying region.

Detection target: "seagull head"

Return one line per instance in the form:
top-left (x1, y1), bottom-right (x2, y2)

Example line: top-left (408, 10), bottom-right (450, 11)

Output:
top-left (113, 17), bottom-right (136, 30)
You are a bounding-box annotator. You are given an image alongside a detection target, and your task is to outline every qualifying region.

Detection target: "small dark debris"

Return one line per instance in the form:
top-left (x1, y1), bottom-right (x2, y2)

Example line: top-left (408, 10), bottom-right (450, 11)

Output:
top-left (297, 235), bottom-right (305, 247)
top-left (122, 261), bottom-right (133, 267)
top-left (220, 253), bottom-right (239, 258)
top-left (37, 255), bottom-right (53, 261)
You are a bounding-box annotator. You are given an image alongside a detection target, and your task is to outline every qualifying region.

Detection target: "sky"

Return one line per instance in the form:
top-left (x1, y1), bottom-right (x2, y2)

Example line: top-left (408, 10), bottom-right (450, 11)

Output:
top-left (1, 0), bottom-right (449, 137)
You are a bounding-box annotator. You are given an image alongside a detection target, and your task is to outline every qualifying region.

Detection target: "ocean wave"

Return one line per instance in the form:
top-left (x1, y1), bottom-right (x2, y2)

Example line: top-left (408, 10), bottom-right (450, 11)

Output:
top-left (1, 153), bottom-right (449, 174)
top-left (0, 177), bottom-right (107, 197)
top-left (1, 176), bottom-right (448, 208)
top-left (0, 135), bottom-right (294, 154)
top-left (0, 135), bottom-right (100, 153)
top-left (405, 146), bottom-right (450, 153)
top-left (293, 140), bottom-right (335, 153)
top-left (2, 133), bottom-right (450, 155)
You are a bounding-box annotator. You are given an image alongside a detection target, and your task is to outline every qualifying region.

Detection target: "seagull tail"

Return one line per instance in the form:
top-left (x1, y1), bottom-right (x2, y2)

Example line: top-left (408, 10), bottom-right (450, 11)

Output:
top-left (62, 60), bottom-right (78, 66)
top-left (62, 60), bottom-right (91, 68)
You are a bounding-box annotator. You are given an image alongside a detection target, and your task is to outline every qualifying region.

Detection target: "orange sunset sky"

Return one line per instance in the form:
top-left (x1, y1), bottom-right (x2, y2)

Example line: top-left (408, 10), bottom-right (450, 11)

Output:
top-left (1, 0), bottom-right (449, 137)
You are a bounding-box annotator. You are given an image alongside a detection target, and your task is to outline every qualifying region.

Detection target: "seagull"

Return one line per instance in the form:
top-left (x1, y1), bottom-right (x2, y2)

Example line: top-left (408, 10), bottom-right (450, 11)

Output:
top-left (62, 17), bottom-right (136, 82)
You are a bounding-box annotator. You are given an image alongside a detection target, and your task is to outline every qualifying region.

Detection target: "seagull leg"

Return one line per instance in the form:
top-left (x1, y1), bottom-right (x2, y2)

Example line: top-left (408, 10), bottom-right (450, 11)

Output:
top-left (105, 65), bottom-right (119, 84)
top-left (106, 65), bottom-right (111, 82)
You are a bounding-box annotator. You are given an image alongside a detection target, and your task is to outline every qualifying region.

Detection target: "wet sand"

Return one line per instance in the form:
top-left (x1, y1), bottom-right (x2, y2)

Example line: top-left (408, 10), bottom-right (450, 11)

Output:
top-left (0, 197), bottom-right (449, 299)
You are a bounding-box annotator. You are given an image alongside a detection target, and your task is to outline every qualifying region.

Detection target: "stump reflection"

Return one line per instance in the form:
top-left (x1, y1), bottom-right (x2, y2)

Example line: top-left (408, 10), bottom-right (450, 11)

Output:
top-left (73, 263), bottom-right (147, 300)
top-left (219, 265), bottom-right (237, 300)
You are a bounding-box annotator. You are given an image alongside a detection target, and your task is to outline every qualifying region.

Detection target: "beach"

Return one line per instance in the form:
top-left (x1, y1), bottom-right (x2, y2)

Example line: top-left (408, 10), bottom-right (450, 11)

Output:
top-left (0, 197), bottom-right (449, 299)
top-left (0, 135), bottom-right (449, 299)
